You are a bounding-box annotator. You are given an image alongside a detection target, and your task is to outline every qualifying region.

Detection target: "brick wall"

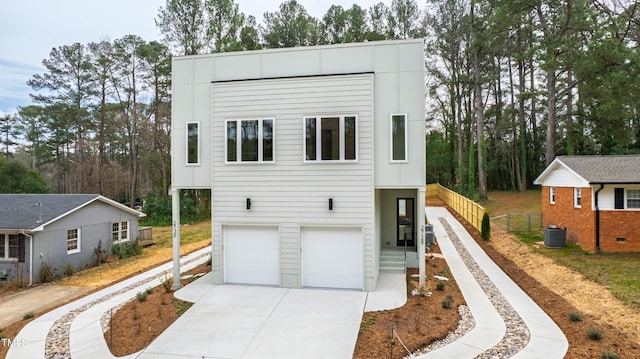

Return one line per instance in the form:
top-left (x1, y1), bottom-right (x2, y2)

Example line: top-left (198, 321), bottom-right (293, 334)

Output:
top-left (599, 211), bottom-right (640, 252)
top-left (541, 186), bottom-right (596, 251)
top-left (542, 186), bottom-right (640, 252)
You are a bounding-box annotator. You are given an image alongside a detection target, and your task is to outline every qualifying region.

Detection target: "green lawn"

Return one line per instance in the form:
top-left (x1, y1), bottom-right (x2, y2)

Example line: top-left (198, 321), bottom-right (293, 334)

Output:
top-left (488, 191), bottom-right (640, 310)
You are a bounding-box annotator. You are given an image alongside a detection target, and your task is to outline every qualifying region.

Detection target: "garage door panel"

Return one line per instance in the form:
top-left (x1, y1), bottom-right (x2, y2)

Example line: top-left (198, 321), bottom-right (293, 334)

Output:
top-left (302, 227), bottom-right (363, 290)
top-left (225, 225), bottom-right (279, 286)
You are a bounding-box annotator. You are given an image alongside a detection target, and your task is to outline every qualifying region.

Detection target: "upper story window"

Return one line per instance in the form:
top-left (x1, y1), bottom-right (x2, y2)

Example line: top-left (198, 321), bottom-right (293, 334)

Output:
top-left (186, 122), bottom-right (199, 165)
top-left (304, 115), bottom-right (357, 162)
top-left (574, 187), bottom-right (582, 208)
top-left (628, 189), bottom-right (640, 209)
top-left (391, 114), bottom-right (407, 162)
top-left (112, 221), bottom-right (130, 244)
top-left (67, 228), bottom-right (81, 254)
top-left (0, 234), bottom-right (21, 260)
top-left (550, 187), bottom-right (556, 204)
top-left (226, 118), bottom-right (274, 163)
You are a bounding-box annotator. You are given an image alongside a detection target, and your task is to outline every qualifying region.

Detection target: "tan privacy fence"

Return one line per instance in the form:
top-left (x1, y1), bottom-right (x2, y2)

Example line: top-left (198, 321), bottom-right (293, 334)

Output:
top-left (425, 183), bottom-right (486, 231)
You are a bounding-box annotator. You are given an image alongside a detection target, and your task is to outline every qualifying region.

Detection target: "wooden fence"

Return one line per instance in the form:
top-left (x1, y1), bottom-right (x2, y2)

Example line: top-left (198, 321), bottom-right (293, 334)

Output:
top-left (425, 183), bottom-right (486, 231)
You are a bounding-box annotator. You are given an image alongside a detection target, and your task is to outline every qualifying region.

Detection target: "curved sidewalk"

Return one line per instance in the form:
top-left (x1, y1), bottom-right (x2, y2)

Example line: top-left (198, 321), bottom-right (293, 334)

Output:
top-left (420, 207), bottom-right (568, 358)
top-left (6, 247), bottom-right (211, 359)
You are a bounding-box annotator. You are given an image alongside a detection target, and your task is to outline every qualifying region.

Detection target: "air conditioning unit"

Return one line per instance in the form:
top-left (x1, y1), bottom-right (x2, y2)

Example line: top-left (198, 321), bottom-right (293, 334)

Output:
top-left (544, 227), bottom-right (566, 248)
top-left (425, 224), bottom-right (435, 247)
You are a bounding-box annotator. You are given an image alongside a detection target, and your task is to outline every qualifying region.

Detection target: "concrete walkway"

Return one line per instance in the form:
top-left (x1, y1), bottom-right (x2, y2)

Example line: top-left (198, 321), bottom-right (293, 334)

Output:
top-left (421, 207), bottom-right (568, 358)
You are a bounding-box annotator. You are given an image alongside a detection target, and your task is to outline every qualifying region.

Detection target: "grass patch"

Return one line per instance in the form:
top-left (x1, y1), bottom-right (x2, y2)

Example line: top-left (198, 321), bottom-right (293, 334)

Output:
top-left (587, 327), bottom-right (603, 341)
top-left (171, 297), bottom-right (193, 316)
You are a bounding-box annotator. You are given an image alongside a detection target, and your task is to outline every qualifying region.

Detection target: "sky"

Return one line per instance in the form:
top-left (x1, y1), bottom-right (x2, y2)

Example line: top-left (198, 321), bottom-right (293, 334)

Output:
top-left (0, 0), bottom-right (382, 116)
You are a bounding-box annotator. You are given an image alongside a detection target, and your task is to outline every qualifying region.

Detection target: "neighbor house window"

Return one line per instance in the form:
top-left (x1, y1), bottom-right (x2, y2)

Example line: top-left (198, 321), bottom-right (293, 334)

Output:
top-left (391, 114), bottom-right (407, 162)
top-left (0, 234), bottom-right (24, 261)
top-left (550, 187), bottom-right (556, 204)
top-left (67, 228), bottom-right (80, 254)
top-left (304, 115), bottom-right (357, 162)
top-left (225, 118), bottom-right (274, 163)
top-left (112, 221), bottom-right (130, 243)
top-left (628, 189), bottom-right (640, 209)
top-left (574, 187), bottom-right (582, 208)
top-left (186, 122), bottom-right (199, 165)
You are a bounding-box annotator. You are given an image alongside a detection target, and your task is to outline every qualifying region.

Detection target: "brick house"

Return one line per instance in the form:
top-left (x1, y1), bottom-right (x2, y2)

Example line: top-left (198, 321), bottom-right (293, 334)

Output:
top-left (534, 155), bottom-right (640, 252)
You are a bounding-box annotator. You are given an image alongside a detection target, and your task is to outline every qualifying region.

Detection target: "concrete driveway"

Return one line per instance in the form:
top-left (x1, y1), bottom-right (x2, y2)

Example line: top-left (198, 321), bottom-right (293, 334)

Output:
top-left (137, 277), bottom-right (368, 359)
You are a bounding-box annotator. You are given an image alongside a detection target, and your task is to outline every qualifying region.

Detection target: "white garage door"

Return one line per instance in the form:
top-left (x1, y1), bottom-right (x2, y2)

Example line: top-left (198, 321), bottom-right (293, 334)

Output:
top-left (224, 225), bottom-right (279, 286)
top-left (302, 227), bottom-right (363, 290)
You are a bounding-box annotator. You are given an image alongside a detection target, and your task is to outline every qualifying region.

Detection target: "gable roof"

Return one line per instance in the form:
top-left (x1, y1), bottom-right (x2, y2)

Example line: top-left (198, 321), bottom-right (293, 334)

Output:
top-left (0, 194), bottom-right (145, 232)
top-left (534, 155), bottom-right (640, 185)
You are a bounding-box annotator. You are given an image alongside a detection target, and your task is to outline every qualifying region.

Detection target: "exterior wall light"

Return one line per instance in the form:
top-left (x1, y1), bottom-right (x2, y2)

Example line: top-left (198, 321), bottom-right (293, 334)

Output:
top-left (246, 198), bottom-right (251, 210)
top-left (329, 198), bottom-right (333, 210)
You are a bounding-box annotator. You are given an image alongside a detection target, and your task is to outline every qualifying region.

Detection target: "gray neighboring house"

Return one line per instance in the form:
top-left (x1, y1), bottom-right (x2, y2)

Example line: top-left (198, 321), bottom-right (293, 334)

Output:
top-left (0, 194), bottom-right (145, 285)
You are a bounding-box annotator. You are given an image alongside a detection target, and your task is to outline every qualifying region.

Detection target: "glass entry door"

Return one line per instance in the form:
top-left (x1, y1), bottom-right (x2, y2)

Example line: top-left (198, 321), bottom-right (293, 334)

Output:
top-left (397, 198), bottom-right (415, 247)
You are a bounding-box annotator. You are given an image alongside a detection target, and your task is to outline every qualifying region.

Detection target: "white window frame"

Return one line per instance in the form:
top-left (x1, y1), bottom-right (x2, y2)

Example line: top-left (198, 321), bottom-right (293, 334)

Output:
top-left (67, 228), bottom-right (81, 254)
top-left (224, 118), bottom-right (275, 164)
top-left (112, 221), bottom-right (130, 244)
top-left (186, 121), bottom-right (200, 166)
top-left (550, 187), bottom-right (556, 204)
top-left (390, 113), bottom-right (408, 163)
top-left (303, 114), bottom-right (358, 163)
top-left (627, 189), bottom-right (640, 209)
top-left (574, 187), bottom-right (582, 208)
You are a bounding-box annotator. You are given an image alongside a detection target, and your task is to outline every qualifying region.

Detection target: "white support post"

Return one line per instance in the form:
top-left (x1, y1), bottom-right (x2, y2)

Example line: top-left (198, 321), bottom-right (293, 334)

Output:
top-left (171, 188), bottom-right (182, 290)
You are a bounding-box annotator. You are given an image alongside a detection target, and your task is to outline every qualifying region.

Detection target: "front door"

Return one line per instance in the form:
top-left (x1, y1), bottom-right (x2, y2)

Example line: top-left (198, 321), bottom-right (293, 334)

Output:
top-left (397, 198), bottom-right (415, 247)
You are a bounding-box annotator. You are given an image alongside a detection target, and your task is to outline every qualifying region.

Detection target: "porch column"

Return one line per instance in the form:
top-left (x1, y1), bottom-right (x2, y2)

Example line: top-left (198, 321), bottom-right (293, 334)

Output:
top-left (171, 187), bottom-right (182, 290)
top-left (418, 187), bottom-right (426, 290)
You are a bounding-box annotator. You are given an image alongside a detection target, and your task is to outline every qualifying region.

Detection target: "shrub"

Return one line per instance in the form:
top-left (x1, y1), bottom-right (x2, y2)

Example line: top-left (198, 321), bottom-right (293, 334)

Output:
top-left (441, 299), bottom-right (452, 309)
top-left (445, 294), bottom-right (454, 302)
top-left (601, 352), bottom-right (620, 359)
top-left (436, 281), bottom-right (445, 291)
top-left (569, 311), bottom-right (582, 322)
top-left (162, 276), bottom-right (173, 293)
top-left (587, 328), bottom-right (603, 341)
top-left (39, 262), bottom-right (56, 283)
top-left (145, 287), bottom-right (154, 295)
top-left (94, 239), bottom-right (107, 265)
top-left (64, 263), bottom-right (74, 277)
top-left (112, 240), bottom-right (143, 260)
top-left (136, 291), bottom-right (148, 302)
top-left (23, 311), bottom-right (35, 319)
top-left (481, 213), bottom-right (491, 240)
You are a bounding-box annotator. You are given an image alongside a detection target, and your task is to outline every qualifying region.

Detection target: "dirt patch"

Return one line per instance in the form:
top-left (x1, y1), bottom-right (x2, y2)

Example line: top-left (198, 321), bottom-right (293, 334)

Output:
top-left (103, 264), bottom-right (211, 357)
top-left (436, 197), bottom-right (640, 358)
top-left (354, 245), bottom-right (465, 359)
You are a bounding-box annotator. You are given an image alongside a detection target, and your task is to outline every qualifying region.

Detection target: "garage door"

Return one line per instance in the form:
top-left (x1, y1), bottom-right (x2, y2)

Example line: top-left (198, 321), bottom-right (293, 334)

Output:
top-left (224, 225), bottom-right (279, 286)
top-left (302, 227), bottom-right (363, 290)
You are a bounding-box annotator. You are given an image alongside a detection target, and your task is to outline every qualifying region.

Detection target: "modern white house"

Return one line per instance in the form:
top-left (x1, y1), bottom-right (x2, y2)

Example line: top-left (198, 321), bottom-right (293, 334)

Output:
top-left (170, 39), bottom-right (426, 291)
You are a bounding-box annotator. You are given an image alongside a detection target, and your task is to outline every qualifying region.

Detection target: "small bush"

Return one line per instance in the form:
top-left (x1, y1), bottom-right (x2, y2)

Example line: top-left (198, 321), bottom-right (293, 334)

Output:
top-left (569, 311), bottom-right (582, 322)
top-left (441, 299), bottom-right (452, 309)
top-left (587, 328), bottom-right (603, 341)
top-left (145, 287), bottom-right (154, 295)
top-left (601, 352), bottom-right (620, 359)
top-left (481, 213), bottom-right (491, 240)
top-left (445, 294), bottom-right (454, 302)
top-left (23, 311), bottom-right (35, 320)
top-left (64, 263), bottom-right (74, 277)
top-left (94, 239), bottom-right (107, 265)
top-left (112, 240), bottom-right (143, 260)
top-left (162, 276), bottom-right (173, 293)
top-left (436, 281), bottom-right (445, 291)
top-left (136, 291), bottom-right (148, 302)
top-left (39, 262), bottom-right (56, 283)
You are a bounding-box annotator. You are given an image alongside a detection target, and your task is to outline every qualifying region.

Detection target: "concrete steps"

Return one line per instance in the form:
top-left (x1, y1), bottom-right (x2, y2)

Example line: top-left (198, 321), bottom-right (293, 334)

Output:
top-left (380, 250), bottom-right (405, 273)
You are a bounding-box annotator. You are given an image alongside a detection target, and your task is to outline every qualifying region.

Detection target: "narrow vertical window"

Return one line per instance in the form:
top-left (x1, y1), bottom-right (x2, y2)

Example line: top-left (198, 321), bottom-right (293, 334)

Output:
top-left (614, 188), bottom-right (624, 209)
top-left (263, 119), bottom-right (273, 162)
top-left (241, 120), bottom-right (259, 161)
top-left (550, 187), bottom-right (556, 204)
top-left (227, 121), bottom-right (237, 162)
top-left (391, 114), bottom-right (407, 162)
top-left (112, 223), bottom-right (120, 242)
top-left (67, 228), bottom-right (80, 253)
top-left (0, 234), bottom-right (5, 258)
top-left (321, 117), bottom-right (340, 160)
top-left (121, 221), bottom-right (128, 241)
top-left (305, 118), bottom-right (317, 161)
top-left (345, 116), bottom-right (356, 160)
top-left (574, 188), bottom-right (582, 208)
top-left (187, 122), bottom-right (199, 164)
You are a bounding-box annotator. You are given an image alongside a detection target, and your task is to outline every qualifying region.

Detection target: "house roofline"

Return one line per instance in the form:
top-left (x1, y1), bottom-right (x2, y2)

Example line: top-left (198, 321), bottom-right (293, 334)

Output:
top-left (31, 195), bottom-right (145, 232)
top-left (533, 157), bottom-right (589, 185)
top-left (211, 71), bottom-right (374, 84)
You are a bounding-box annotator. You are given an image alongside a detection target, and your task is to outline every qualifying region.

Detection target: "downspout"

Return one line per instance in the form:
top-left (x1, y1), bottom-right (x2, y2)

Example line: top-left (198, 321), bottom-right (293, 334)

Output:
top-left (594, 184), bottom-right (604, 252)
top-left (21, 232), bottom-right (34, 286)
